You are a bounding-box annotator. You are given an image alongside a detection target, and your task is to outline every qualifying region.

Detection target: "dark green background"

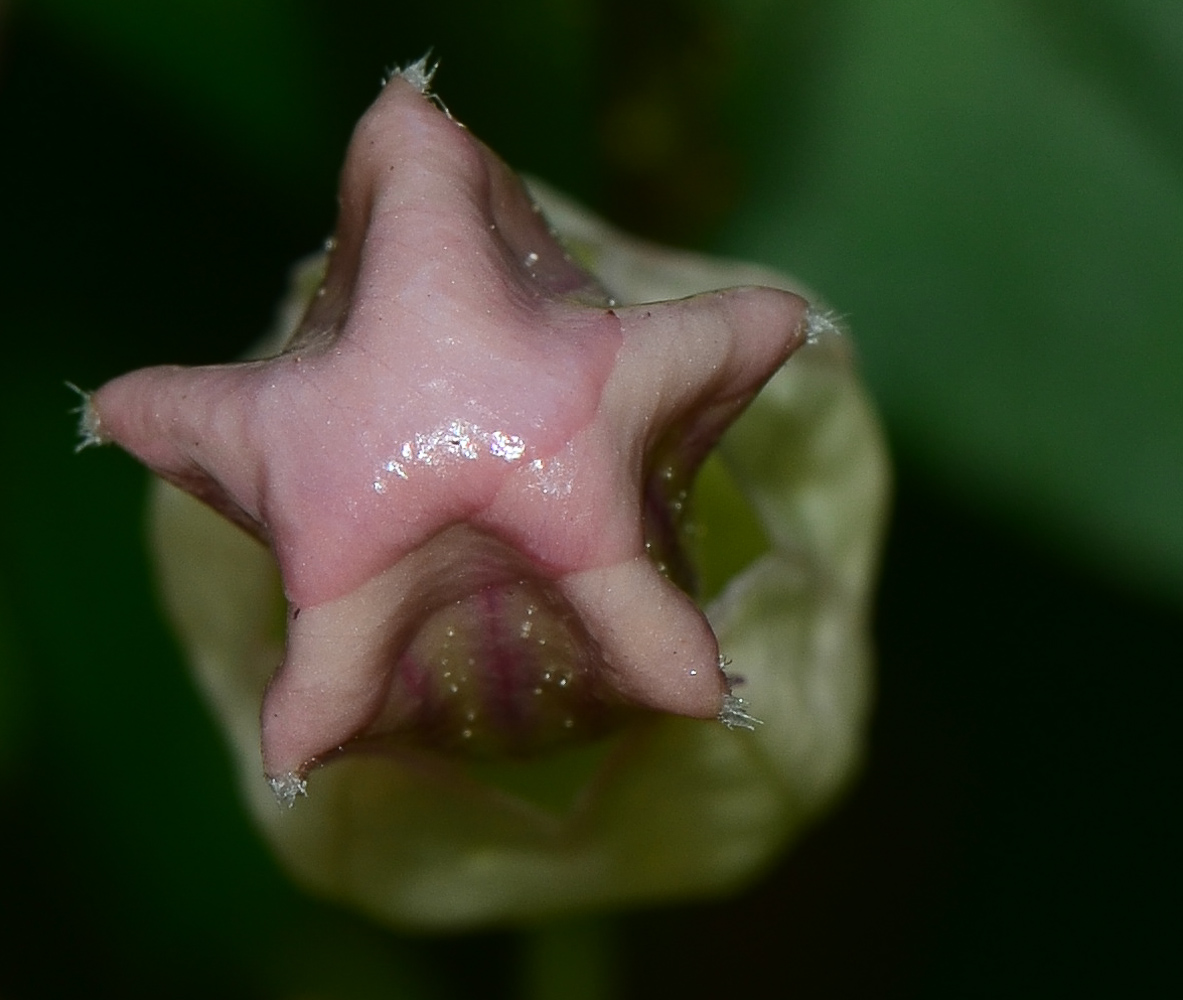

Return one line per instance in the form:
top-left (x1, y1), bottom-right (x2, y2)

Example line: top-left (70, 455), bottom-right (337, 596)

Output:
top-left (1, 1), bottom-right (1178, 996)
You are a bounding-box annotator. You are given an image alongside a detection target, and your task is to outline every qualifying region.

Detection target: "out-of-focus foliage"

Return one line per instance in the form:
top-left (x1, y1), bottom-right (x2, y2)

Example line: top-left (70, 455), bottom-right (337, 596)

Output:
top-left (22, 0), bottom-right (335, 192)
top-left (719, 0), bottom-right (1183, 603)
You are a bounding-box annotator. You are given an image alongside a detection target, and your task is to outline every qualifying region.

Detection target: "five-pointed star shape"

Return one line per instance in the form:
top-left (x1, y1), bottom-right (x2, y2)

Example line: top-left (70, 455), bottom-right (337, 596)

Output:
top-left (84, 69), bottom-right (809, 793)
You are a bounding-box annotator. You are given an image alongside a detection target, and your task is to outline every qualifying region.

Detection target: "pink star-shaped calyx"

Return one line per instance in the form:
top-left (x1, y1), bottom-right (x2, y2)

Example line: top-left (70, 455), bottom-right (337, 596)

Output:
top-left (84, 68), bottom-right (809, 792)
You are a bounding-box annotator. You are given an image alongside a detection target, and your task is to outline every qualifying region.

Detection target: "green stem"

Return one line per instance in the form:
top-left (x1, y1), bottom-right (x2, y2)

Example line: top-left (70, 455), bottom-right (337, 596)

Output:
top-left (519, 915), bottom-right (621, 1000)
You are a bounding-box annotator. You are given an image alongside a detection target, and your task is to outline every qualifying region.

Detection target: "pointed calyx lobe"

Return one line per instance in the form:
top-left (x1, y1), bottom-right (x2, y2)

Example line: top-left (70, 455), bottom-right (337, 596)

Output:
top-left (87, 77), bottom-right (809, 783)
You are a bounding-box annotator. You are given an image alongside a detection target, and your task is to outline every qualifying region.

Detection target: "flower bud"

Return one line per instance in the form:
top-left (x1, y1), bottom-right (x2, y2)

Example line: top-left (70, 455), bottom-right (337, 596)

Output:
top-left (90, 59), bottom-right (889, 927)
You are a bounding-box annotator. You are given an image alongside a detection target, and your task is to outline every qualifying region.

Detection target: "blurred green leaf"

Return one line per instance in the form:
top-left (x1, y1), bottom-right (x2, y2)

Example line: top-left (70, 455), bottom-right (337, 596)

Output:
top-left (720, 0), bottom-right (1183, 602)
top-left (21, 0), bottom-right (336, 193)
